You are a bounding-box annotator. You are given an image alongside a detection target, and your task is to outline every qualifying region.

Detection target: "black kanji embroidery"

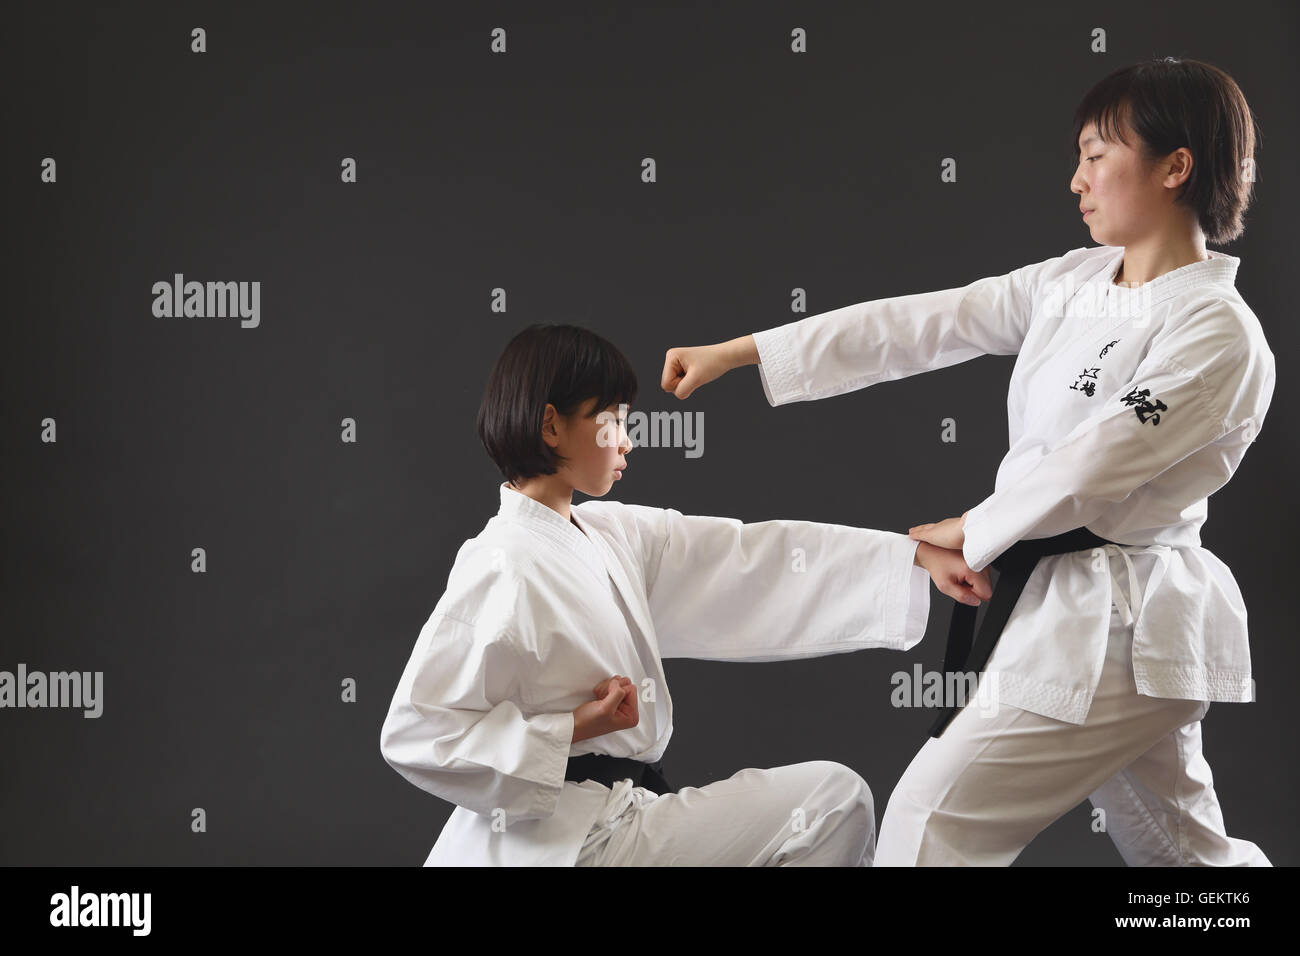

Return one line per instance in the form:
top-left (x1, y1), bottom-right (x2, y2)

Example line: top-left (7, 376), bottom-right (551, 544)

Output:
top-left (1068, 340), bottom-right (1124, 397)
top-left (1121, 386), bottom-right (1168, 425)
top-left (1069, 367), bottom-right (1101, 396)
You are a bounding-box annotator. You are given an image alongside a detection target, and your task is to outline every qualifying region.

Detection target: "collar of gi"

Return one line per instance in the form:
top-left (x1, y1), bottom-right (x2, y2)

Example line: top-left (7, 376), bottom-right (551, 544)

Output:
top-left (495, 481), bottom-right (607, 582)
top-left (1102, 246), bottom-right (1240, 307)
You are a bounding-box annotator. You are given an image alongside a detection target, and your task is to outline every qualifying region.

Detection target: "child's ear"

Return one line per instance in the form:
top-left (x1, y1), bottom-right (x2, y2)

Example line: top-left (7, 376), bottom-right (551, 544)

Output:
top-left (540, 403), bottom-right (560, 447)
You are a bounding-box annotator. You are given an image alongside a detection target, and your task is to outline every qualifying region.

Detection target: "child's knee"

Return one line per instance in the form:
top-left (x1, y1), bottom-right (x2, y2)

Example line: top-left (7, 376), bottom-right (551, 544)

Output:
top-left (808, 760), bottom-right (875, 829)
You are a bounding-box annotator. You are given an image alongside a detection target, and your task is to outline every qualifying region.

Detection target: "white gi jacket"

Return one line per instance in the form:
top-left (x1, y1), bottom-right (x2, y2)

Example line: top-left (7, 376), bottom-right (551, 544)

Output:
top-left (753, 244), bottom-right (1275, 723)
top-left (380, 482), bottom-right (931, 866)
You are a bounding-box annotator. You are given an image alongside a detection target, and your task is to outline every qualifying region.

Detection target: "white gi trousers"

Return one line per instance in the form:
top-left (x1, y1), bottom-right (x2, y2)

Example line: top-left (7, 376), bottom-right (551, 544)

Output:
top-left (574, 760), bottom-right (874, 866)
top-left (874, 604), bottom-right (1272, 866)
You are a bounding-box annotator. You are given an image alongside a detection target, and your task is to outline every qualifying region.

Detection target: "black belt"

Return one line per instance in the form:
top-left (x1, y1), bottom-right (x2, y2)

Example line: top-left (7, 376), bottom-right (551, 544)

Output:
top-left (565, 753), bottom-right (676, 794)
top-left (928, 527), bottom-right (1121, 738)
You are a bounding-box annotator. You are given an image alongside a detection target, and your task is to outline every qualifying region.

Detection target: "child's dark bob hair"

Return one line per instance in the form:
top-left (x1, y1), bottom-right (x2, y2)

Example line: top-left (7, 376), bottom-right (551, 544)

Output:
top-left (477, 323), bottom-right (639, 483)
top-left (1070, 56), bottom-right (1260, 245)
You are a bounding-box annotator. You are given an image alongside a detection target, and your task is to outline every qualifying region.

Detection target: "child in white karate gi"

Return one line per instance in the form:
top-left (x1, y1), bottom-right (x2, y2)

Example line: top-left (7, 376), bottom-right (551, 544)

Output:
top-left (380, 323), bottom-right (991, 866)
top-left (661, 56), bottom-right (1274, 866)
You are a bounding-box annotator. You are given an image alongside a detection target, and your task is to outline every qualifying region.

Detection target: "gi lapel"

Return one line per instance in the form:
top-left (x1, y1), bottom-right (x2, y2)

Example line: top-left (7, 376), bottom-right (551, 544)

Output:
top-left (495, 483), bottom-right (609, 588)
top-left (570, 508), bottom-right (667, 664)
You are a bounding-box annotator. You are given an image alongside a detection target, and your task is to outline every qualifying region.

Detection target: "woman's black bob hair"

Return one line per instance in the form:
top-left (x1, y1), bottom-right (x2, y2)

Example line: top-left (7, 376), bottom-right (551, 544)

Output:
top-left (1070, 56), bottom-right (1260, 244)
top-left (477, 323), bottom-right (638, 483)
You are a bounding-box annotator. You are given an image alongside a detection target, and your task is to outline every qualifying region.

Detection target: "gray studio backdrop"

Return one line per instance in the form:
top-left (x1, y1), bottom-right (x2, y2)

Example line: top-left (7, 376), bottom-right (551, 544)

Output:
top-left (4, 0), bottom-right (1296, 865)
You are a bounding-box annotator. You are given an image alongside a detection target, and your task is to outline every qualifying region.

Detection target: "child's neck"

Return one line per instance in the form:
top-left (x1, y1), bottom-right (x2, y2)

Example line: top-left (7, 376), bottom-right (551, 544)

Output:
top-left (508, 476), bottom-right (576, 524)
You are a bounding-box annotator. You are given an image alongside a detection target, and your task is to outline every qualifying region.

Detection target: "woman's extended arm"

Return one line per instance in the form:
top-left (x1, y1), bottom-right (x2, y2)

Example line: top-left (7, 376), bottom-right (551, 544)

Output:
top-left (661, 248), bottom-right (1098, 404)
top-left (664, 266), bottom-right (1033, 404)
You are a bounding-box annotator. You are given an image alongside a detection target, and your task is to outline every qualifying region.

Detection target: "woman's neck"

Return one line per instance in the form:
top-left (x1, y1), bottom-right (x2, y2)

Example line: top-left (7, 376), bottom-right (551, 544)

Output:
top-left (1113, 231), bottom-right (1209, 287)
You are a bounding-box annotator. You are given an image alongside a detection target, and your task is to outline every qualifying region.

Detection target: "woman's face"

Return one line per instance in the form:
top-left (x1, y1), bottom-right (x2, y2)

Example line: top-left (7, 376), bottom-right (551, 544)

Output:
top-left (547, 397), bottom-right (631, 497)
top-left (1070, 119), bottom-right (1185, 248)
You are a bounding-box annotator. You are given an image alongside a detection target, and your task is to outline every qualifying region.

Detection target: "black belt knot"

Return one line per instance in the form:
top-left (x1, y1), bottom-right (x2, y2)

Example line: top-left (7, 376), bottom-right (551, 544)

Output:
top-left (928, 527), bottom-right (1121, 738)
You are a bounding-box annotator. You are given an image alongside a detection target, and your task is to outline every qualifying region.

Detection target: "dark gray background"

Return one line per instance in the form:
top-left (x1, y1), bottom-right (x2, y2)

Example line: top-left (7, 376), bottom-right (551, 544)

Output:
top-left (3, 1), bottom-right (1295, 865)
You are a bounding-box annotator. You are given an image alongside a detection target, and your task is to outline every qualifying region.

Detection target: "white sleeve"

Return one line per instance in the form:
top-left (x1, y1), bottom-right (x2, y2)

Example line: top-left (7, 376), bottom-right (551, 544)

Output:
top-left (961, 297), bottom-right (1276, 572)
top-left (751, 255), bottom-right (1063, 406)
top-left (379, 604), bottom-right (574, 824)
top-left (607, 502), bottom-right (930, 660)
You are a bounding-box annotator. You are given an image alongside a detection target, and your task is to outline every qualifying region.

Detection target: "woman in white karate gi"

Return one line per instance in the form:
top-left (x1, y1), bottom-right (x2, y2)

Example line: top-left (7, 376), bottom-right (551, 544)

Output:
top-left (380, 323), bottom-right (990, 866)
top-left (661, 57), bottom-right (1275, 866)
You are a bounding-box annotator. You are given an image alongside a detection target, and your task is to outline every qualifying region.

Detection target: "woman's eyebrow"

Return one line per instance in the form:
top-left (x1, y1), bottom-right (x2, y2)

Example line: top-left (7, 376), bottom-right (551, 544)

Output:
top-left (1079, 135), bottom-right (1101, 149)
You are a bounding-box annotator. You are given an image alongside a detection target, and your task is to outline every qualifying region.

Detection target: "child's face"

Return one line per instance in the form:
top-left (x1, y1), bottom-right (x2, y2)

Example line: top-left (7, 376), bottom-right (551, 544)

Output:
top-left (550, 397), bottom-right (632, 497)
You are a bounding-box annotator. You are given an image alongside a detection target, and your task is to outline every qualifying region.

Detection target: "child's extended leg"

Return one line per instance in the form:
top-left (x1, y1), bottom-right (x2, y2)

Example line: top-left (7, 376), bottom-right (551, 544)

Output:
top-left (575, 760), bottom-right (874, 866)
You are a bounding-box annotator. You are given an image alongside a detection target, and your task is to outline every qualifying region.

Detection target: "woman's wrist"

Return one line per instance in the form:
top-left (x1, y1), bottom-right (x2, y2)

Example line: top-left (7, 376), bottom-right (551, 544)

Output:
top-left (723, 334), bottom-right (759, 369)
